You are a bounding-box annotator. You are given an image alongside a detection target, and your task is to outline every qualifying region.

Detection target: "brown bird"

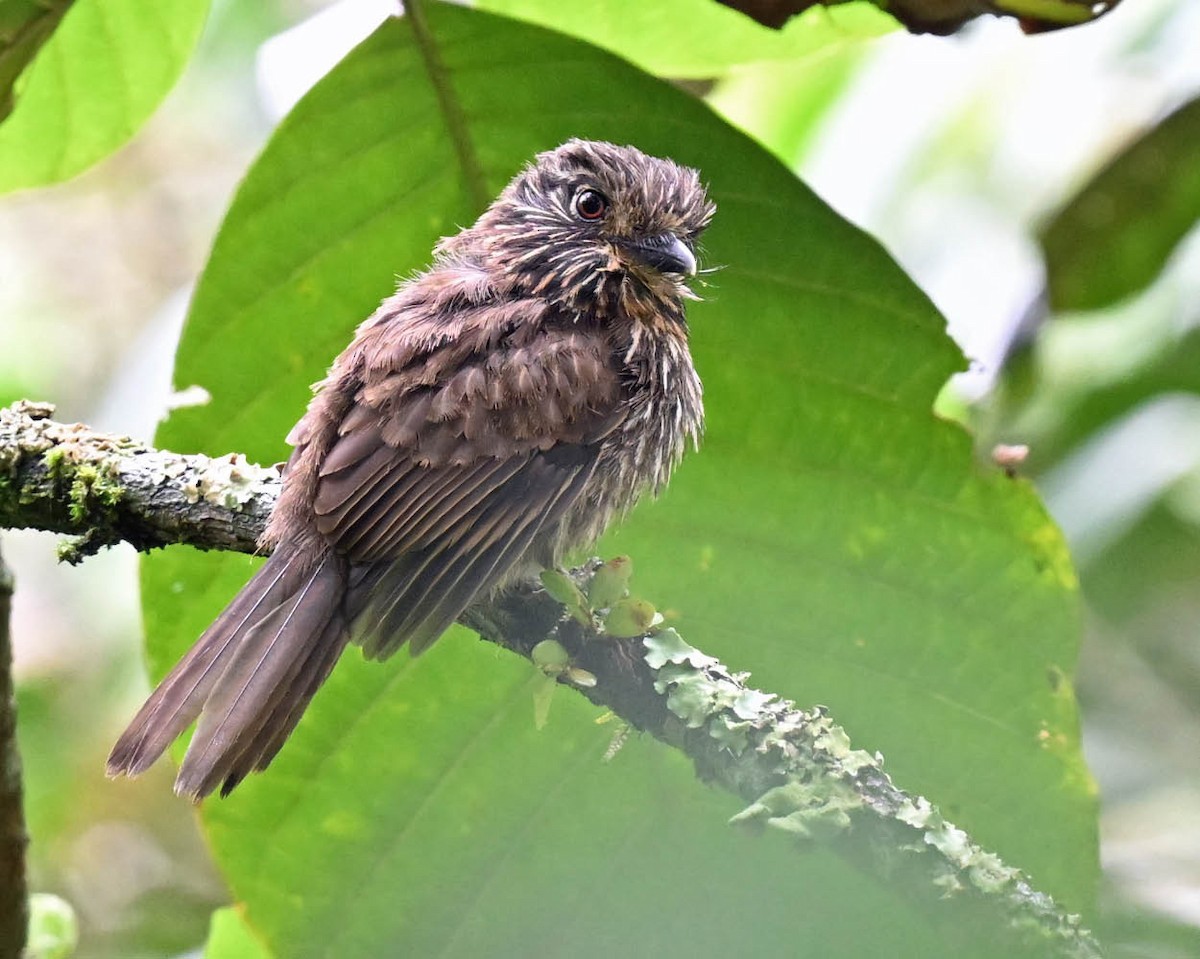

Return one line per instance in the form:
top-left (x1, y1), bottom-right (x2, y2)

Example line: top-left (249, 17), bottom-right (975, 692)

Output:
top-left (108, 139), bottom-right (714, 799)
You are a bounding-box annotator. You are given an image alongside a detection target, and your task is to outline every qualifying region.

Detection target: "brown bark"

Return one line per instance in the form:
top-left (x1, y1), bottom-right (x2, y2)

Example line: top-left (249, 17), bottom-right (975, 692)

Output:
top-left (0, 546), bottom-right (27, 959)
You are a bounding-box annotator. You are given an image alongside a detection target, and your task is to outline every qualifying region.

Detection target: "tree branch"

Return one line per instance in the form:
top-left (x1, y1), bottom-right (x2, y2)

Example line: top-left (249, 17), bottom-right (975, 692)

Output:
top-left (0, 401), bottom-right (277, 562)
top-left (0, 542), bottom-right (26, 959)
top-left (0, 401), bottom-right (1103, 958)
top-left (717, 0), bottom-right (1121, 37)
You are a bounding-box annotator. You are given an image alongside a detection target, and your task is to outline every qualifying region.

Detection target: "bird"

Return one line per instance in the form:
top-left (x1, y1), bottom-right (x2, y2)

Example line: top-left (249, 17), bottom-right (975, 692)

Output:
top-left (107, 139), bottom-right (715, 799)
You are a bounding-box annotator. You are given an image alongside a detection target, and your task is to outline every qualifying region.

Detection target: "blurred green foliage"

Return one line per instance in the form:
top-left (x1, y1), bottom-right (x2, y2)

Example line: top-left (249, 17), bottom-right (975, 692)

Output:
top-left (981, 68), bottom-right (1200, 959)
top-left (1040, 95), bottom-right (1200, 313)
top-left (27, 893), bottom-right (78, 959)
top-left (0, 0), bottom-right (209, 192)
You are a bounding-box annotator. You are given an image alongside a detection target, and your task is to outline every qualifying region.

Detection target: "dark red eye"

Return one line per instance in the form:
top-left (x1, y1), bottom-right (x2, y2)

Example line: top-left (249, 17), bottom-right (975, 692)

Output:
top-left (573, 188), bottom-right (608, 221)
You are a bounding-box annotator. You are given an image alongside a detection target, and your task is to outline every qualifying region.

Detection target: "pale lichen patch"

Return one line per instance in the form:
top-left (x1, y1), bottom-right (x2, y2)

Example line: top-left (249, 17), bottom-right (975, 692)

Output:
top-left (643, 628), bottom-right (717, 670)
top-left (730, 779), bottom-right (863, 842)
top-left (181, 454), bottom-right (277, 510)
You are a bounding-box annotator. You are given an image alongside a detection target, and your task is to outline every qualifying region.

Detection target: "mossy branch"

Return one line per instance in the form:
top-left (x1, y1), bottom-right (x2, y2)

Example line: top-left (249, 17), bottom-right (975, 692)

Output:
top-left (0, 401), bottom-right (1102, 958)
top-left (0, 401), bottom-right (277, 562)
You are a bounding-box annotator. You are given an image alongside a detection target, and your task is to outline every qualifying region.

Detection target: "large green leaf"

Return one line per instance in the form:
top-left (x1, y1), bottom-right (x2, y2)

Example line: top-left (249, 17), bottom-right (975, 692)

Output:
top-left (204, 907), bottom-right (272, 959)
top-left (141, 3), bottom-right (1095, 955)
top-left (480, 0), bottom-right (885, 166)
top-left (706, 44), bottom-right (866, 165)
top-left (0, 0), bottom-right (209, 192)
top-left (477, 0), bottom-right (894, 76)
top-left (1040, 95), bottom-right (1200, 313)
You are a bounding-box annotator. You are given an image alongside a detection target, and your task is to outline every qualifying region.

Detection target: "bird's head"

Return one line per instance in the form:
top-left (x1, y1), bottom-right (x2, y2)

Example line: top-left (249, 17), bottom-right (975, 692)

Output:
top-left (451, 139), bottom-right (715, 317)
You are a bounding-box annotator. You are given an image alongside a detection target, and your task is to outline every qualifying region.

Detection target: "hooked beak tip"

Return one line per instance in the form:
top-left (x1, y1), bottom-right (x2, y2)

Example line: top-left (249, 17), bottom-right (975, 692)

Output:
top-left (625, 234), bottom-right (697, 277)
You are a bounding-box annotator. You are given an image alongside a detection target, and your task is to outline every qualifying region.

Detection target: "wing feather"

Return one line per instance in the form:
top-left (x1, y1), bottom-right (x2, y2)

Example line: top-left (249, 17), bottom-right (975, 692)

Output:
top-left (348, 458), bottom-right (522, 564)
top-left (380, 453), bottom-right (596, 656)
top-left (313, 446), bottom-right (399, 522)
top-left (304, 320), bottom-right (624, 658)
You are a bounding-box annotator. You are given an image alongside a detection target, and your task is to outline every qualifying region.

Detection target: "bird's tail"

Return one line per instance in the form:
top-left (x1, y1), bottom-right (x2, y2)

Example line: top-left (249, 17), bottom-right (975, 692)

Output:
top-left (107, 545), bottom-right (350, 799)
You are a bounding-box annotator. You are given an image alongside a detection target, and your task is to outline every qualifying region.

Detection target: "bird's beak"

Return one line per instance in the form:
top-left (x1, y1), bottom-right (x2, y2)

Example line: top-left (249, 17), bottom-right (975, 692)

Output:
top-left (623, 233), bottom-right (697, 277)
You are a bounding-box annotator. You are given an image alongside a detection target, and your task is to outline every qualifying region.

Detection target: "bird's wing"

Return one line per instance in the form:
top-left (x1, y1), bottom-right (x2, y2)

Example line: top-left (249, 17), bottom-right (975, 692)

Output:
top-left (307, 323), bottom-right (624, 658)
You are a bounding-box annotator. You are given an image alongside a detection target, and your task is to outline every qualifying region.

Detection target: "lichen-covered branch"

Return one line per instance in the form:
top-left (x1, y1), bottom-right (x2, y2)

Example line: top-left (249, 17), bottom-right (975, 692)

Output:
top-left (0, 401), bottom-right (277, 562)
top-left (465, 585), bottom-right (1103, 959)
top-left (0, 401), bottom-right (1102, 958)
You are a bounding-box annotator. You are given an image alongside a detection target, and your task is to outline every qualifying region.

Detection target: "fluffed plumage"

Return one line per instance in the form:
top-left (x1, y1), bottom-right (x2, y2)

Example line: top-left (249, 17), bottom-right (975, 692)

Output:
top-left (108, 139), bottom-right (714, 798)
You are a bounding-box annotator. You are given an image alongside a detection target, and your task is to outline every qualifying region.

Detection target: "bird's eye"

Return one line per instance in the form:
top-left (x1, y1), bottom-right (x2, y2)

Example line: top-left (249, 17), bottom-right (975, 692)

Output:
top-left (572, 188), bottom-right (608, 221)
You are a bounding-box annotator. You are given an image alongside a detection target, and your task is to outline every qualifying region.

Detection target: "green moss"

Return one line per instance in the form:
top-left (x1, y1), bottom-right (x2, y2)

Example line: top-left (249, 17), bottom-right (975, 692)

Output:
top-left (66, 461), bottom-right (124, 524)
top-left (39, 447), bottom-right (125, 531)
top-left (55, 536), bottom-right (94, 566)
top-left (41, 445), bottom-right (67, 480)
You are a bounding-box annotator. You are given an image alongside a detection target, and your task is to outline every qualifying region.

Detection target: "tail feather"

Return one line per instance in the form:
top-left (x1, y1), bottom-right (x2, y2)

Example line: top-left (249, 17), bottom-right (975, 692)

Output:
top-left (175, 557), bottom-right (342, 798)
top-left (217, 614), bottom-right (350, 795)
top-left (108, 547), bottom-right (348, 799)
top-left (106, 555), bottom-right (299, 777)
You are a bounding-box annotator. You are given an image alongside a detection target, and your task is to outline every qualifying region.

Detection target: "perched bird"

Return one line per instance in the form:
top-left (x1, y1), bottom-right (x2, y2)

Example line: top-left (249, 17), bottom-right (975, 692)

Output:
top-left (108, 139), bottom-right (714, 799)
